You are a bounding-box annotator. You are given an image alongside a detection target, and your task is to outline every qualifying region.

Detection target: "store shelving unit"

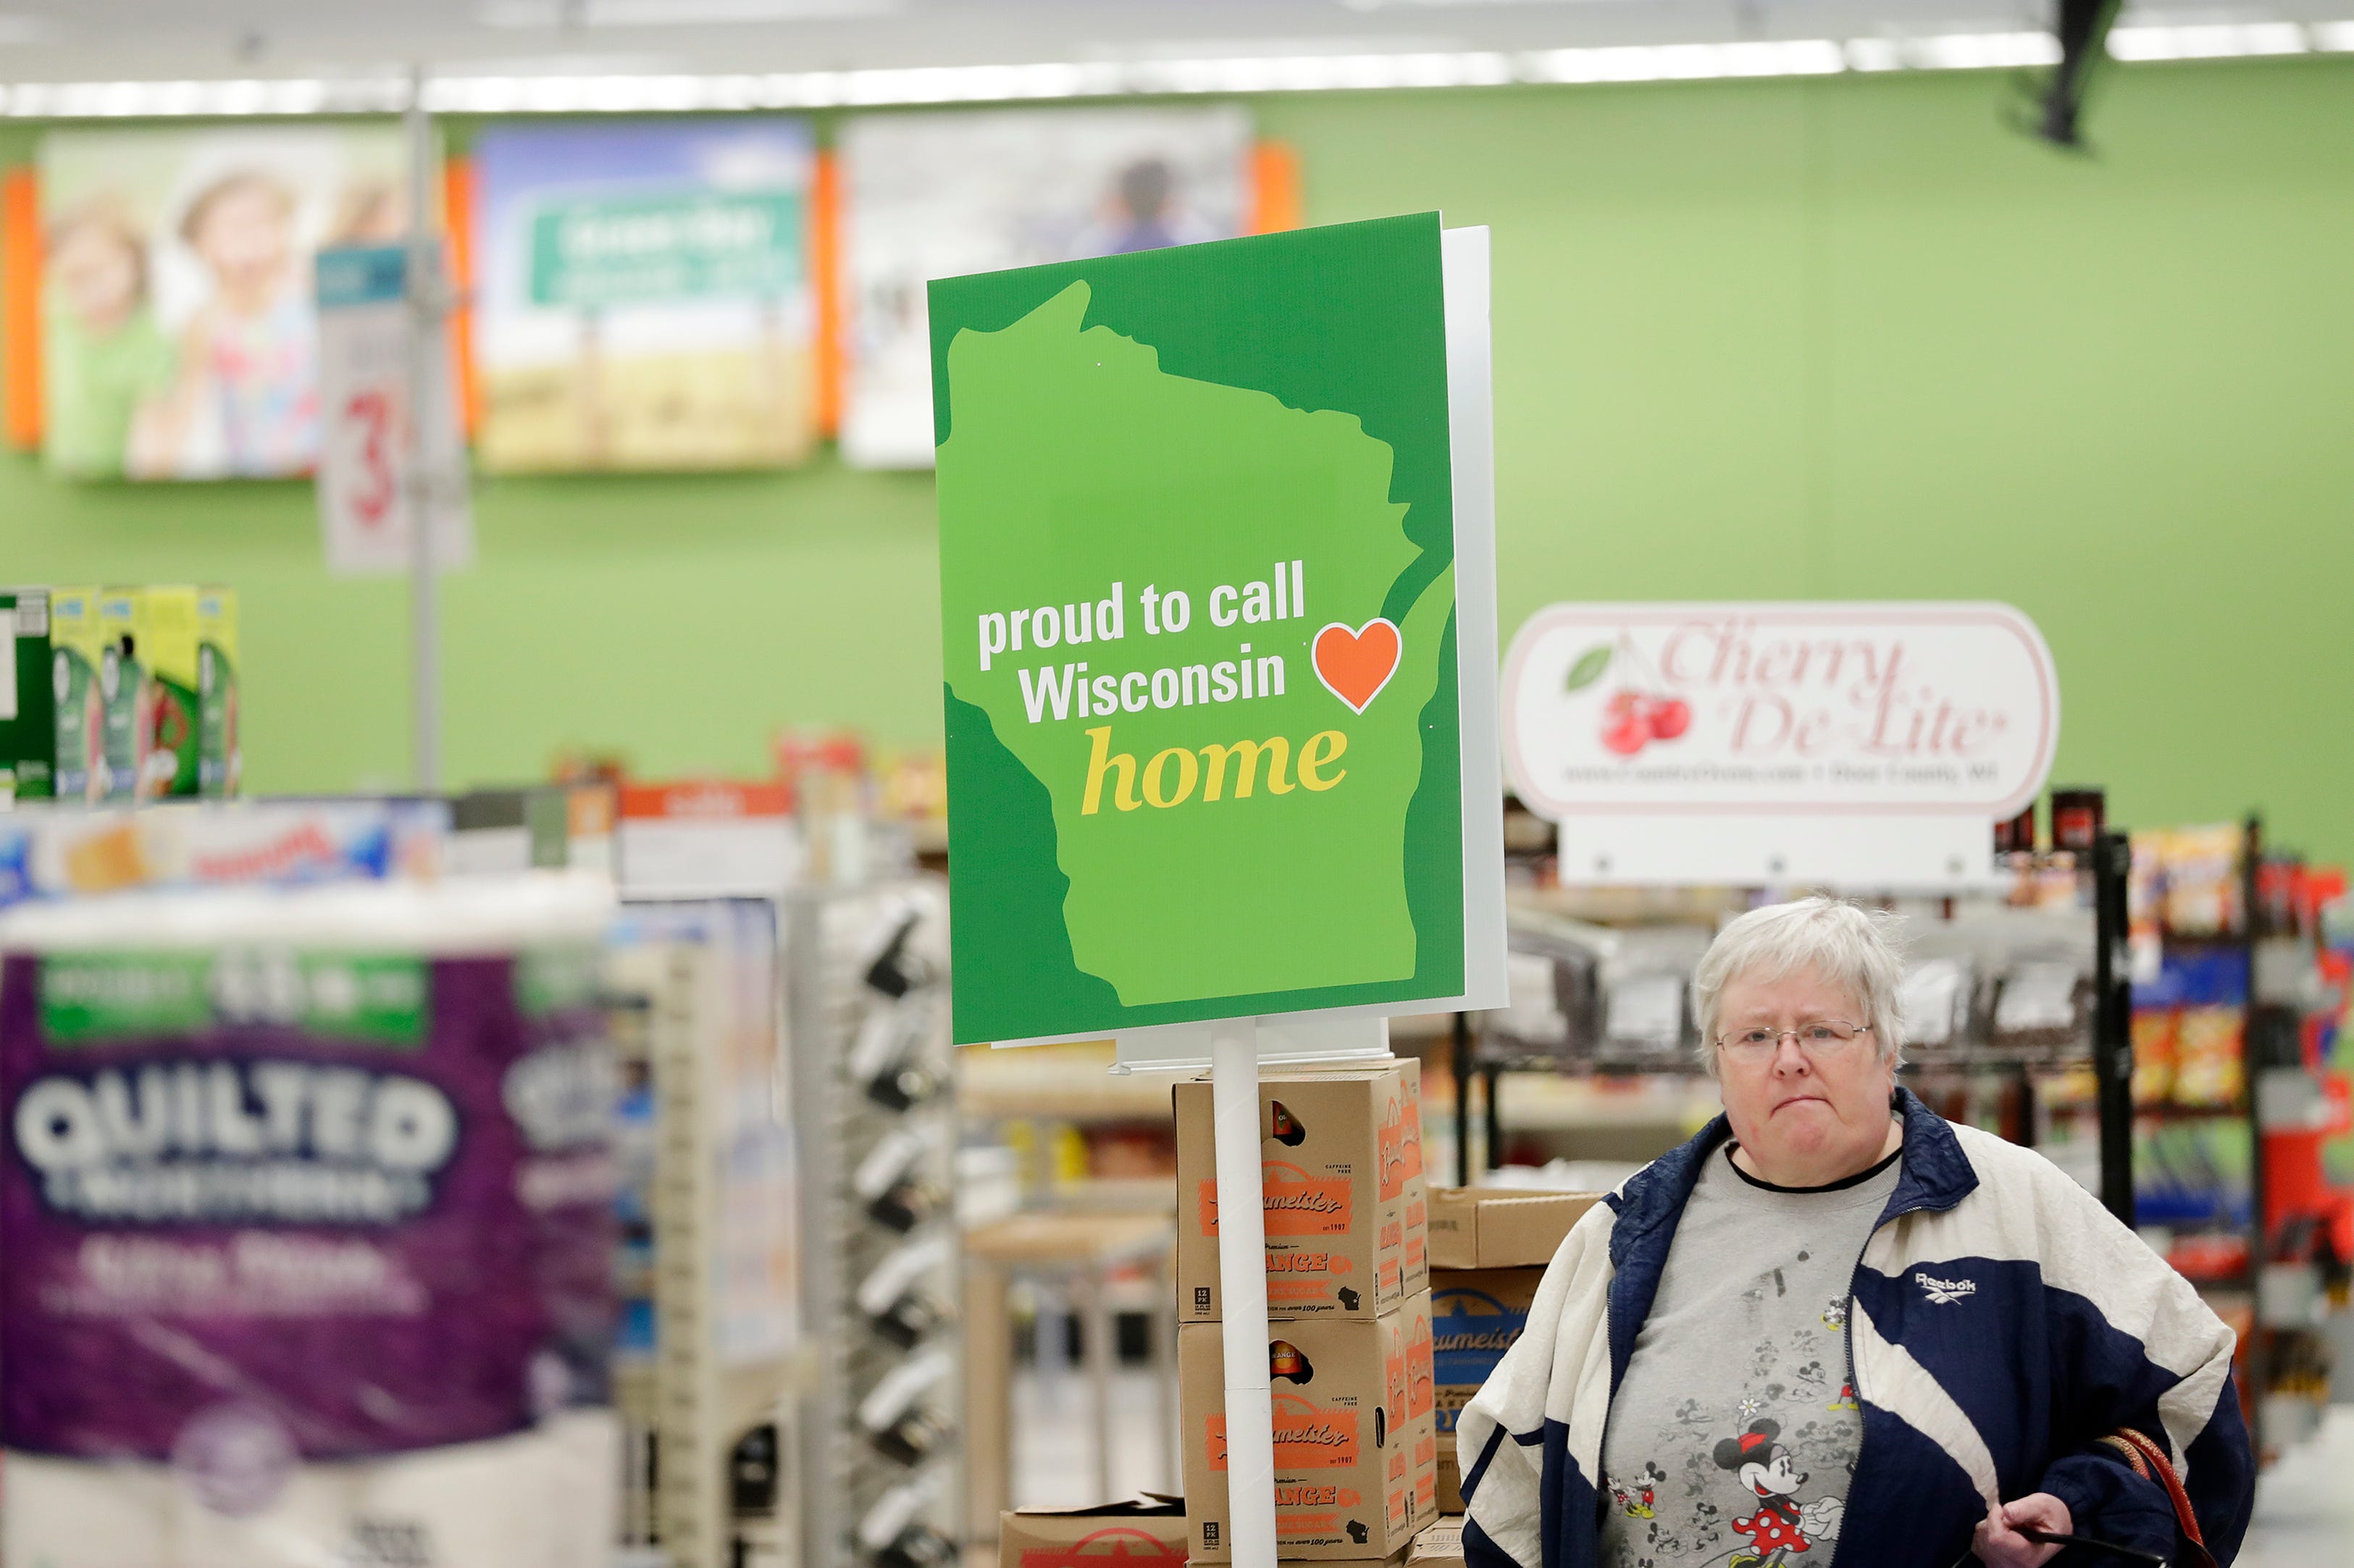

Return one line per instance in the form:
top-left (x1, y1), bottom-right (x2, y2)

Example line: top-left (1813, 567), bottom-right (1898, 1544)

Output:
top-left (1449, 825), bottom-right (2140, 1230)
top-left (606, 900), bottom-right (803, 1568)
top-left (2226, 817), bottom-right (2343, 1455)
top-left (788, 880), bottom-right (963, 1568)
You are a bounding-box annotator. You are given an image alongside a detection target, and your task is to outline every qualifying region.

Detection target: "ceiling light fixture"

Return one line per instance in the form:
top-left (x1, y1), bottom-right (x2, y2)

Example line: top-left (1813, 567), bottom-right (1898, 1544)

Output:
top-left (0, 23), bottom-right (2340, 119)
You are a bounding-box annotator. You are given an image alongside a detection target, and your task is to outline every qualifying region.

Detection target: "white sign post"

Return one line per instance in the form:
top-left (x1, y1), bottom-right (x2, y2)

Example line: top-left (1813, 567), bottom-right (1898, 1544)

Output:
top-left (1502, 601), bottom-right (2061, 887)
top-left (314, 75), bottom-right (472, 789)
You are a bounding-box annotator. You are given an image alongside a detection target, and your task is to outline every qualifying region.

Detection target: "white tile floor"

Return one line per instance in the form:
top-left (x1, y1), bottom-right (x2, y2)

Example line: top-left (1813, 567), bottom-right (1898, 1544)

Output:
top-left (2237, 1406), bottom-right (2354, 1568)
top-left (1009, 1366), bottom-right (1181, 1507)
top-left (1005, 1370), bottom-right (2354, 1564)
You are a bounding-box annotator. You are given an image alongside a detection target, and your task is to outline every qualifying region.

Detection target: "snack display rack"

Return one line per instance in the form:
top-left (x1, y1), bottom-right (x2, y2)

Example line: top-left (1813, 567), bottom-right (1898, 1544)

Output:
top-left (1452, 822), bottom-right (2138, 1227)
top-left (2130, 815), bottom-right (2350, 1459)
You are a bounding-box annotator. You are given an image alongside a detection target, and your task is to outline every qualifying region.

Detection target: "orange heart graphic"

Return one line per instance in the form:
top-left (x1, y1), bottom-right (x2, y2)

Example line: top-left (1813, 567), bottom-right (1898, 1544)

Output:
top-left (1313, 619), bottom-right (1402, 714)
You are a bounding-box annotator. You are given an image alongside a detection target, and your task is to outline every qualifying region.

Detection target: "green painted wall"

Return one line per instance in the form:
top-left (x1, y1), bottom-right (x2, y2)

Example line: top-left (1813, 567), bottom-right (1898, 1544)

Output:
top-left (1, 59), bottom-right (2347, 857)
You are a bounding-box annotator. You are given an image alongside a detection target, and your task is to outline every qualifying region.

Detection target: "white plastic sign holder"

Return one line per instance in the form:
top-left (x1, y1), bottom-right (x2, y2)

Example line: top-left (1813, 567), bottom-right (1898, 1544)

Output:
top-left (1211, 1017), bottom-right (1279, 1568)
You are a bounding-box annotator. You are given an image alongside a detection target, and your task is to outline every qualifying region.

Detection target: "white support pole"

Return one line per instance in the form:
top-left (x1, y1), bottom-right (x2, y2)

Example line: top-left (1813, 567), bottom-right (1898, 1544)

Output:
top-left (402, 64), bottom-right (440, 792)
top-left (1211, 1016), bottom-right (1276, 1568)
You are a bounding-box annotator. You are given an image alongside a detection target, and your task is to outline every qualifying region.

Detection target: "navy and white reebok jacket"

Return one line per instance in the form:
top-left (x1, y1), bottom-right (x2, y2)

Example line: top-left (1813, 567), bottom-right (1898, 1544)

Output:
top-left (1456, 1089), bottom-right (2254, 1567)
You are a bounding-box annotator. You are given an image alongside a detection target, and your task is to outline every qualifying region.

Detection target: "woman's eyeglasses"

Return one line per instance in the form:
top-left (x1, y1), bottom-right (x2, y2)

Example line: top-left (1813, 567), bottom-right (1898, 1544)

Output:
top-left (1715, 1020), bottom-right (1872, 1059)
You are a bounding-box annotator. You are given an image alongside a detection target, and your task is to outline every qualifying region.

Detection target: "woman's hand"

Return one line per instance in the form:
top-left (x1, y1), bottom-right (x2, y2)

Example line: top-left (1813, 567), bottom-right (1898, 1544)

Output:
top-left (1972, 1493), bottom-right (2072, 1567)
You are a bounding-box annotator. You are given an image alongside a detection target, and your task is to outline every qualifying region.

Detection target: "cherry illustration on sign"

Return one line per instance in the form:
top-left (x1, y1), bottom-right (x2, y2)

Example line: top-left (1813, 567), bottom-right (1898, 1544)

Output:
top-left (1565, 638), bottom-right (1691, 756)
top-left (1314, 619), bottom-right (1403, 714)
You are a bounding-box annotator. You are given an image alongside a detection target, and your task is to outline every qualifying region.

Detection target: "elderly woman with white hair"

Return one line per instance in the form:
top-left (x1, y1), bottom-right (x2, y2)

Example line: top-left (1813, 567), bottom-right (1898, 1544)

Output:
top-left (1457, 897), bottom-right (2253, 1568)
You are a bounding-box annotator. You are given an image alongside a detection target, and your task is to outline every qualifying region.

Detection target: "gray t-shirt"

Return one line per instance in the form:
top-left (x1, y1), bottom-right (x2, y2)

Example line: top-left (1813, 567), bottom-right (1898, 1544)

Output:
top-left (1599, 1137), bottom-right (1902, 1568)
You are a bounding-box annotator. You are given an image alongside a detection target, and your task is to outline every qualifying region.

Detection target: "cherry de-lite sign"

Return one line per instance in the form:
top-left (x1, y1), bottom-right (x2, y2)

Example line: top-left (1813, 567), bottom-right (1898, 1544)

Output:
top-left (1502, 602), bottom-right (2059, 887)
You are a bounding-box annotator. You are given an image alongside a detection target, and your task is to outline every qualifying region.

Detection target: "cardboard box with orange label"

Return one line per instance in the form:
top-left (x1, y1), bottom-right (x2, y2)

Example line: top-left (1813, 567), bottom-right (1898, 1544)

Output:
top-left (1176, 1060), bottom-right (1428, 1322)
top-left (997, 1498), bottom-right (1189, 1568)
top-left (1426, 1187), bottom-right (1599, 1514)
top-left (1180, 1290), bottom-right (1437, 1561)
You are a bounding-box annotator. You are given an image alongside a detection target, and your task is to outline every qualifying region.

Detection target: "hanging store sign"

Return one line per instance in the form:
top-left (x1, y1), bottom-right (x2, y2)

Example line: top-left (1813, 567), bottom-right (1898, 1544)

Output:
top-left (933, 212), bottom-right (1506, 1045)
top-left (313, 243), bottom-right (473, 578)
top-left (1502, 602), bottom-right (2060, 886)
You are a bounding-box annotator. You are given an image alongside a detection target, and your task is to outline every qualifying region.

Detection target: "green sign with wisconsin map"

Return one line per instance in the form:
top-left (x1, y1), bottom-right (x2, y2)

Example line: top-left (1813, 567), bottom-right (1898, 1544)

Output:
top-left (934, 213), bottom-right (1503, 1044)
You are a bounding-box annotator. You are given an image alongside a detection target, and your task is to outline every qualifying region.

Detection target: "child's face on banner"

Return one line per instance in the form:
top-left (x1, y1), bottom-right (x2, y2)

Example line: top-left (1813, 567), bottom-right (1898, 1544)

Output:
top-left (52, 222), bottom-right (142, 335)
top-left (192, 180), bottom-right (296, 311)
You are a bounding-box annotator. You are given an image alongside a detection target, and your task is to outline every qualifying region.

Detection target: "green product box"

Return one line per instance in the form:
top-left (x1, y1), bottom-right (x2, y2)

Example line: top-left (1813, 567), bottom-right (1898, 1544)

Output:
top-left (94, 588), bottom-right (140, 801)
top-left (0, 589), bottom-right (55, 800)
top-left (136, 586), bottom-right (201, 798)
top-left (49, 587), bottom-right (102, 802)
top-left (197, 586), bottom-right (239, 797)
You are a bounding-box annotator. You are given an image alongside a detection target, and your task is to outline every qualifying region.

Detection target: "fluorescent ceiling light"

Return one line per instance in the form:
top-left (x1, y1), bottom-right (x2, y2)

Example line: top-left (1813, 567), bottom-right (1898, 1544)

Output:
top-left (478, 0), bottom-right (893, 28)
top-left (1339, 0), bottom-right (1591, 9)
top-left (2, 22), bottom-right (2345, 118)
top-left (2105, 22), bottom-right (2308, 59)
top-left (1522, 40), bottom-right (1845, 83)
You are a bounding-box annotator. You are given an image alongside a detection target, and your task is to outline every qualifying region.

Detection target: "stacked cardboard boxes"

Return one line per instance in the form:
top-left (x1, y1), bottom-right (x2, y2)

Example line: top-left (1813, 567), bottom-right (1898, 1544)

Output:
top-left (1175, 1061), bottom-right (1439, 1566)
top-left (1427, 1188), bottom-right (1600, 1514)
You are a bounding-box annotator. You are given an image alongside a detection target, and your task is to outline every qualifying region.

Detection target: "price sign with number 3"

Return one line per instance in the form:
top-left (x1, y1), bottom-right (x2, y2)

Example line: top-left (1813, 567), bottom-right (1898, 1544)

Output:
top-left (314, 244), bottom-right (473, 577)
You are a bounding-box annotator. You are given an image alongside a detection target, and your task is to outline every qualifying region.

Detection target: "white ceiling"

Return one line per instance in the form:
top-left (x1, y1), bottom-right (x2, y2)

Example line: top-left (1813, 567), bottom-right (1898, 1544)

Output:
top-left (0, 0), bottom-right (2338, 84)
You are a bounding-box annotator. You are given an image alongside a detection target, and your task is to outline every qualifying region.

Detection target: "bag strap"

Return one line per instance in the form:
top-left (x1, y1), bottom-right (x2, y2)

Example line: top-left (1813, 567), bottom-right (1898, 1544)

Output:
top-left (2100, 1428), bottom-right (2215, 1568)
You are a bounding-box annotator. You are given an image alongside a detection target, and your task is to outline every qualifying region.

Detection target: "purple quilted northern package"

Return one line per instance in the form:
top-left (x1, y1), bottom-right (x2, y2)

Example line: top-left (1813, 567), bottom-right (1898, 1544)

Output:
top-left (0, 881), bottom-right (619, 1568)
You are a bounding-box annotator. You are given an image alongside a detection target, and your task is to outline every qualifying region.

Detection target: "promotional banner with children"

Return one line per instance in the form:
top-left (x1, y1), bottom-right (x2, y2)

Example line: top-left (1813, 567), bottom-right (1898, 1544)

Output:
top-left (39, 127), bottom-right (409, 481)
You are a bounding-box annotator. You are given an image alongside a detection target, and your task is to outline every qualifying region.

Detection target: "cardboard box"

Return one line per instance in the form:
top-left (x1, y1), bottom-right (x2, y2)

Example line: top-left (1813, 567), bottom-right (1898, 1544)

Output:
top-left (1436, 1453), bottom-right (1462, 1517)
top-left (1181, 1291), bottom-right (1436, 1561)
top-left (1410, 1517), bottom-right (1463, 1568)
top-left (1431, 1267), bottom-right (1543, 1445)
top-left (135, 586), bottom-right (201, 797)
top-left (1178, 1060), bottom-right (1428, 1322)
top-left (999, 1500), bottom-right (1189, 1568)
top-left (50, 587), bottom-right (101, 802)
top-left (0, 590), bottom-right (54, 799)
top-left (196, 587), bottom-right (239, 797)
top-left (1425, 1188), bottom-right (1600, 1271)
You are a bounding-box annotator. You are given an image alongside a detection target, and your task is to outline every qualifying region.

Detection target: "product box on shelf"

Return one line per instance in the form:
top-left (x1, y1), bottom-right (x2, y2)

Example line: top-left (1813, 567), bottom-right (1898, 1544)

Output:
top-left (1, 589), bottom-right (53, 799)
top-left (997, 1498), bottom-right (1188, 1568)
top-left (49, 587), bottom-right (101, 802)
top-left (1426, 1187), bottom-right (1598, 1271)
top-left (96, 588), bottom-right (144, 800)
top-left (196, 586), bottom-right (238, 797)
top-left (135, 585), bottom-right (201, 797)
top-left (1177, 1060), bottom-right (1428, 1322)
top-left (1431, 1264), bottom-right (1548, 1515)
top-left (1426, 1187), bottom-right (1596, 1512)
top-left (1179, 1288), bottom-right (1438, 1561)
